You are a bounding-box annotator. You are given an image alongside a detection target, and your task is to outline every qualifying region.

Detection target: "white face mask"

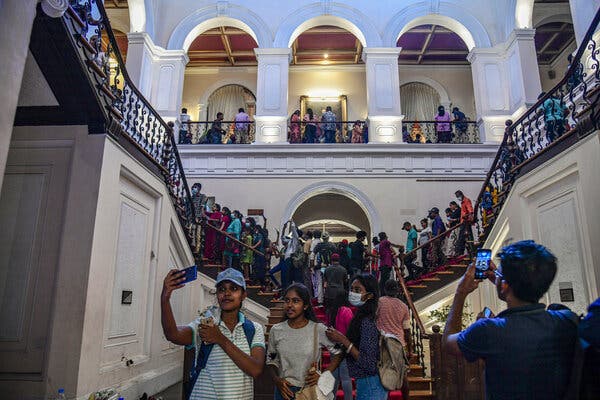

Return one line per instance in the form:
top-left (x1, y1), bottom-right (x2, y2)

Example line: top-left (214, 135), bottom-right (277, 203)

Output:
top-left (348, 291), bottom-right (366, 307)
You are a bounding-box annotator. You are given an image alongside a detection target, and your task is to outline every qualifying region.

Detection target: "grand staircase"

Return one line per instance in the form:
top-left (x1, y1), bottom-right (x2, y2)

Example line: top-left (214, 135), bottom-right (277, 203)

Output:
top-left (53, 0), bottom-right (600, 398)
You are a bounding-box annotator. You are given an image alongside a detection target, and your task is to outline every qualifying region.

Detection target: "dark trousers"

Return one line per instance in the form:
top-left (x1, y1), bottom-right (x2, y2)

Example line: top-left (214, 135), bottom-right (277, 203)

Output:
top-left (325, 129), bottom-right (336, 143)
top-left (380, 266), bottom-right (392, 293)
top-left (304, 125), bottom-right (316, 143)
top-left (269, 258), bottom-right (285, 288)
top-left (281, 258), bottom-right (292, 289)
top-left (456, 224), bottom-right (473, 255)
top-left (253, 255), bottom-right (266, 285)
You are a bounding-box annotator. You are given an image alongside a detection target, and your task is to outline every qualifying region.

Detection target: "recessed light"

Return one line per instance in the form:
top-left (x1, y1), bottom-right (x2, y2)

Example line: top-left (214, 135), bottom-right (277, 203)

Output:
top-left (323, 53), bottom-right (329, 59)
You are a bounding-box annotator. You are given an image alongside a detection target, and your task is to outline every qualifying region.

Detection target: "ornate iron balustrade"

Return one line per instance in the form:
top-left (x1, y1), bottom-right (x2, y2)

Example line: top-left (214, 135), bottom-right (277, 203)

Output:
top-left (184, 121), bottom-right (256, 144)
top-left (403, 121), bottom-right (480, 144)
top-left (473, 8), bottom-right (600, 244)
top-left (64, 0), bottom-right (196, 247)
top-left (286, 120), bottom-right (368, 143)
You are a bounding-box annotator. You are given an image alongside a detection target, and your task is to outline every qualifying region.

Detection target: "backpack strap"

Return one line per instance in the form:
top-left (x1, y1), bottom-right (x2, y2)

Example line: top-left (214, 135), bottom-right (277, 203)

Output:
top-left (186, 315), bottom-right (256, 400)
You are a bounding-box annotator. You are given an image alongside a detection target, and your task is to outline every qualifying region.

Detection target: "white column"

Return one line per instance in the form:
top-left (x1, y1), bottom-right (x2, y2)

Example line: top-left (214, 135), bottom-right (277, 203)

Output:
top-left (0, 0), bottom-right (38, 192)
top-left (362, 48), bottom-right (403, 143)
top-left (126, 32), bottom-right (188, 123)
top-left (147, 49), bottom-right (189, 122)
top-left (253, 48), bottom-right (291, 144)
top-left (569, 0), bottom-right (600, 46)
top-left (125, 32), bottom-right (154, 98)
top-left (468, 30), bottom-right (541, 143)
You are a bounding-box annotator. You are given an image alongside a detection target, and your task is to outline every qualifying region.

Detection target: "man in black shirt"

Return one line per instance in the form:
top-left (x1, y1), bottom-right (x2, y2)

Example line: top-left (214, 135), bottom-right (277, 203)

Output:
top-left (348, 230), bottom-right (368, 277)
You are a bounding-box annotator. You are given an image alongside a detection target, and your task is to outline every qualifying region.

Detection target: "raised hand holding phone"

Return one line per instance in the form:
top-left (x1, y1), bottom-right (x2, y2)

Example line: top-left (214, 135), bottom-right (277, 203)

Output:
top-left (474, 249), bottom-right (492, 280)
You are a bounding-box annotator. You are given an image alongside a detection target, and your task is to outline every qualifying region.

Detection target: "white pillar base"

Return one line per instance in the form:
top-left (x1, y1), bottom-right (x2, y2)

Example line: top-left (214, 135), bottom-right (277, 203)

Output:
top-left (367, 116), bottom-right (404, 144)
top-left (253, 116), bottom-right (288, 144)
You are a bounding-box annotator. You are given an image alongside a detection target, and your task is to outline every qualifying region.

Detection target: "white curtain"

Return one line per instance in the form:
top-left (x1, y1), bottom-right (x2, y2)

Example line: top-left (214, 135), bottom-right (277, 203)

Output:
top-left (206, 85), bottom-right (248, 121)
top-left (400, 83), bottom-right (441, 121)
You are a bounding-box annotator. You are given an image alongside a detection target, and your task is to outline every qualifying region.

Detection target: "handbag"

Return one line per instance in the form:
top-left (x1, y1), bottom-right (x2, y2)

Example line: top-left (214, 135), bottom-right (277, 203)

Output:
top-left (295, 324), bottom-right (320, 400)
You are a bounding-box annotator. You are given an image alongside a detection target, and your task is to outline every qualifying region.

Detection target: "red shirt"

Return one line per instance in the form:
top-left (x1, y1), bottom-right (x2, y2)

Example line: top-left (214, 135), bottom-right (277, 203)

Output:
top-left (460, 196), bottom-right (474, 222)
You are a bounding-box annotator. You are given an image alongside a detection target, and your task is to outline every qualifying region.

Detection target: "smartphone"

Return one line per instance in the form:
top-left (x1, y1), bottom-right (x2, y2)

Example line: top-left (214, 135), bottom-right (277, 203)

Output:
top-left (180, 265), bottom-right (198, 284)
top-left (475, 249), bottom-right (492, 279)
top-left (482, 306), bottom-right (493, 318)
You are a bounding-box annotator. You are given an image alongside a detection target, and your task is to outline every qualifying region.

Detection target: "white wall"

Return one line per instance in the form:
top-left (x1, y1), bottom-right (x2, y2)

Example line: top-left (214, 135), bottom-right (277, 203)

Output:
top-left (476, 131), bottom-right (600, 315)
top-left (0, 125), bottom-right (106, 400)
top-left (76, 136), bottom-right (196, 400)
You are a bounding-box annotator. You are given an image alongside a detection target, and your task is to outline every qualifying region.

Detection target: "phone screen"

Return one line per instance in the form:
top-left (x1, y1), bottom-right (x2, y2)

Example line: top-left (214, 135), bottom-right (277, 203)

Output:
top-left (483, 307), bottom-right (493, 318)
top-left (475, 249), bottom-right (492, 279)
top-left (181, 265), bottom-right (198, 284)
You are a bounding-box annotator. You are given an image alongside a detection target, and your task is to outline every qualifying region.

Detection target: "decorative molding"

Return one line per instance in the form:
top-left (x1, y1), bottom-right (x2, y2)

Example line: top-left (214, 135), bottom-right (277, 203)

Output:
top-left (179, 144), bottom-right (498, 178)
top-left (281, 180), bottom-right (383, 236)
top-left (41, 0), bottom-right (68, 18)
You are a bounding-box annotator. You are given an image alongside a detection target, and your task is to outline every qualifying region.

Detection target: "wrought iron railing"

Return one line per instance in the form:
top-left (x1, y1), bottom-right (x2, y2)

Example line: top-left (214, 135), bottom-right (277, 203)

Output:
top-left (402, 121), bottom-right (480, 144)
top-left (64, 0), bottom-right (196, 247)
top-left (184, 121), bottom-right (256, 144)
top-left (286, 120), bottom-right (368, 143)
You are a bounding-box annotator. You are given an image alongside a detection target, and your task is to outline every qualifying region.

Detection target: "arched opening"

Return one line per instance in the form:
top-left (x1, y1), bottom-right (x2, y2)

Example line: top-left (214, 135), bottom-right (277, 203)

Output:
top-left (288, 25), bottom-right (366, 125)
top-left (400, 82), bottom-right (442, 121)
top-left (291, 193), bottom-right (371, 243)
top-left (532, 1), bottom-right (576, 91)
top-left (397, 24), bottom-right (476, 141)
top-left (180, 25), bottom-right (259, 124)
top-left (205, 84), bottom-right (256, 123)
top-left (281, 181), bottom-right (381, 240)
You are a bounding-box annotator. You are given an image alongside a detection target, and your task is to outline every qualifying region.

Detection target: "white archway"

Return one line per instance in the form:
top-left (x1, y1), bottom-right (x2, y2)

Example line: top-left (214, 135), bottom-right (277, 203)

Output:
top-left (273, 3), bottom-right (382, 48)
top-left (198, 78), bottom-right (257, 112)
top-left (281, 181), bottom-right (382, 235)
top-left (399, 77), bottom-right (451, 107)
top-left (167, 4), bottom-right (272, 50)
top-left (383, 3), bottom-right (491, 50)
top-left (298, 219), bottom-right (362, 233)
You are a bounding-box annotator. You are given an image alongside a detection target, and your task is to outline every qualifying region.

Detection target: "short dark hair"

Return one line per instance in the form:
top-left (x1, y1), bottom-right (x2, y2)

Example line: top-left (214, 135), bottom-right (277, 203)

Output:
top-left (420, 218), bottom-right (428, 224)
top-left (403, 221), bottom-right (411, 228)
top-left (313, 230), bottom-right (322, 239)
top-left (384, 279), bottom-right (400, 297)
top-left (217, 112), bottom-right (224, 118)
top-left (497, 240), bottom-right (557, 303)
top-left (455, 190), bottom-right (464, 197)
top-left (378, 232), bottom-right (387, 240)
top-left (326, 106), bottom-right (332, 111)
top-left (356, 230), bottom-right (367, 240)
top-left (181, 108), bottom-right (188, 113)
top-left (305, 231), bottom-right (313, 239)
top-left (450, 201), bottom-right (459, 207)
top-left (238, 108), bottom-right (245, 113)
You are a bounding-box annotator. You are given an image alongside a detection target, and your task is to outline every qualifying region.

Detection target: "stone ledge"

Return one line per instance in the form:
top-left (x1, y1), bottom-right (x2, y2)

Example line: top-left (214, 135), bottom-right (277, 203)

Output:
top-left (179, 143), bottom-right (499, 178)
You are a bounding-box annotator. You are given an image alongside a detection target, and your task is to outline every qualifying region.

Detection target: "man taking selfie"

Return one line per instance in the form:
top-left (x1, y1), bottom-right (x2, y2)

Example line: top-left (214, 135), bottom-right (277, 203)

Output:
top-left (442, 240), bottom-right (578, 399)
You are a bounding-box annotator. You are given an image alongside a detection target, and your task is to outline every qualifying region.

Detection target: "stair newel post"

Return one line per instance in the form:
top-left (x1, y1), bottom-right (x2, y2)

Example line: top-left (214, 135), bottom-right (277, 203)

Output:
top-left (429, 325), bottom-right (443, 400)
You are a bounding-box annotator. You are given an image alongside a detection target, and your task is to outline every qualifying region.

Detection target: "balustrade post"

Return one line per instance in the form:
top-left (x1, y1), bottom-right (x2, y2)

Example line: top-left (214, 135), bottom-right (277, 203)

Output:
top-left (363, 47), bottom-right (404, 143)
top-left (253, 48), bottom-right (291, 144)
top-left (429, 325), bottom-right (443, 400)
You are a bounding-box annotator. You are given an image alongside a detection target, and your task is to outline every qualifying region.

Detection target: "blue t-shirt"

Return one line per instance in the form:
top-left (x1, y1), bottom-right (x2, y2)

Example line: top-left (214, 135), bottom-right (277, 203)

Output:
top-left (431, 216), bottom-right (446, 236)
top-left (457, 303), bottom-right (577, 400)
top-left (406, 228), bottom-right (418, 252)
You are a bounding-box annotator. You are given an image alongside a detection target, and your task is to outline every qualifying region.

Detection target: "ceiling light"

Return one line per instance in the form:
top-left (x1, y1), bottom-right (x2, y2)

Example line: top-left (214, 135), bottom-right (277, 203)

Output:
top-left (323, 53), bottom-right (329, 59)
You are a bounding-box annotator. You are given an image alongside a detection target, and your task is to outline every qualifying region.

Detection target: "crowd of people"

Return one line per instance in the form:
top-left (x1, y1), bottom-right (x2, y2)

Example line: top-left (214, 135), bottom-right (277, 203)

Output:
top-left (288, 106), bottom-right (368, 144)
top-left (161, 238), bottom-right (600, 400)
top-left (177, 184), bottom-right (599, 400)
top-left (179, 107), bottom-right (254, 145)
top-left (401, 106), bottom-right (471, 144)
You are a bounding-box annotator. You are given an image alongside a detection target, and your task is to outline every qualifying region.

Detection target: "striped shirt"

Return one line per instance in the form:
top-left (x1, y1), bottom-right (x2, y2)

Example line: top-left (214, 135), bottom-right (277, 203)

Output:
top-left (187, 312), bottom-right (265, 400)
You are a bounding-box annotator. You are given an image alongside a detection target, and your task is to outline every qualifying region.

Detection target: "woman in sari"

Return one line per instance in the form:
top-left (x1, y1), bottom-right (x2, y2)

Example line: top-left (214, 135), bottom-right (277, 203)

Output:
top-left (218, 207), bottom-right (232, 265)
top-left (289, 110), bottom-right (302, 143)
top-left (203, 203), bottom-right (223, 261)
top-left (351, 121), bottom-right (363, 143)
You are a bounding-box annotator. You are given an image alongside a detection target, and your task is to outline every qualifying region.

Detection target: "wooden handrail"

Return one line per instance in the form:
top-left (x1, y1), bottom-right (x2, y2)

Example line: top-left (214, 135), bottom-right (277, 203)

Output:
top-left (397, 273), bottom-right (428, 338)
top-left (404, 220), bottom-right (467, 258)
top-left (203, 221), bottom-right (265, 257)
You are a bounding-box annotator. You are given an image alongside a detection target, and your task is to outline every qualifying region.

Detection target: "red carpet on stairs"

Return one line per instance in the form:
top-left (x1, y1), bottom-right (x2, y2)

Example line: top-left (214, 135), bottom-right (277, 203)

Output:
top-left (406, 254), bottom-right (468, 286)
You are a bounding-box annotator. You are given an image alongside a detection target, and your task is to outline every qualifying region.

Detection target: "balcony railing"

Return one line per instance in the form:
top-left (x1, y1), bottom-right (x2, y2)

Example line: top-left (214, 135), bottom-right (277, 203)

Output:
top-left (183, 121), bottom-right (256, 144)
top-left (64, 0), bottom-right (196, 247)
top-left (403, 121), bottom-right (480, 144)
